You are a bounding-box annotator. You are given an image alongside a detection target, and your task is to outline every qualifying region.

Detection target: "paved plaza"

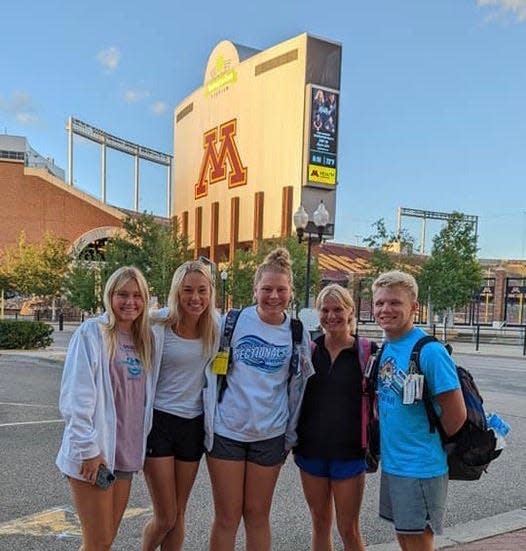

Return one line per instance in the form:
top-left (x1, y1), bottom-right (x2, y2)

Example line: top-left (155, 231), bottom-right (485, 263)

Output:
top-left (0, 322), bottom-right (525, 550)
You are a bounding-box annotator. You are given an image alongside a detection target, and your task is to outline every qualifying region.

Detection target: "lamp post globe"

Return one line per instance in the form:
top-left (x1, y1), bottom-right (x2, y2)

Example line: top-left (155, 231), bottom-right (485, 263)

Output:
top-left (293, 200), bottom-right (330, 310)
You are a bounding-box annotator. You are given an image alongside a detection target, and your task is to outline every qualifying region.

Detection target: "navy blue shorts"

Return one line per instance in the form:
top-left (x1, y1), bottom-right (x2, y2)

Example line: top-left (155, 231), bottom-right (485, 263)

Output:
top-left (294, 454), bottom-right (367, 480)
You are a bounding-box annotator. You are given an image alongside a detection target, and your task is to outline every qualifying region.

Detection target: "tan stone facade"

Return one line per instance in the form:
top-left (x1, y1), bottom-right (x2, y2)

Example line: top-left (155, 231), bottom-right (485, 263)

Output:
top-left (173, 34), bottom-right (341, 262)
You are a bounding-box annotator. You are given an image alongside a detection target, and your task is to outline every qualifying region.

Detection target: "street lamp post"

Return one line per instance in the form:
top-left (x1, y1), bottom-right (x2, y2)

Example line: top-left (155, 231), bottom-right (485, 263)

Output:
top-left (293, 200), bottom-right (330, 309)
top-left (220, 270), bottom-right (228, 314)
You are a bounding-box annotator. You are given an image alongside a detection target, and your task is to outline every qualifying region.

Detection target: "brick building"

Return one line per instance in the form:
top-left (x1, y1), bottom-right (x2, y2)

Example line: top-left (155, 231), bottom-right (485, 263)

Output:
top-left (0, 136), bottom-right (125, 254)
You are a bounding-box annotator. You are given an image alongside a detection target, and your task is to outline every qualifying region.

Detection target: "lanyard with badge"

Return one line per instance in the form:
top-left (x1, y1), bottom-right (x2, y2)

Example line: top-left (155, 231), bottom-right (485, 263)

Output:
top-left (402, 356), bottom-right (424, 405)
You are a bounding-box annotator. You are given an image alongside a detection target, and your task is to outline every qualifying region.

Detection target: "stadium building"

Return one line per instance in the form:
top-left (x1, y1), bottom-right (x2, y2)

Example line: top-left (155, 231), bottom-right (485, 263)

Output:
top-left (173, 33), bottom-right (341, 262)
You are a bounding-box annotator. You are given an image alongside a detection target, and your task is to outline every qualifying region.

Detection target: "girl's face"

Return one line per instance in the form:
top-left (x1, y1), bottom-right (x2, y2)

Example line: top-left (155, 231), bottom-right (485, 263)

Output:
top-left (179, 271), bottom-right (211, 320)
top-left (111, 278), bottom-right (145, 330)
top-left (319, 295), bottom-right (352, 336)
top-left (254, 272), bottom-right (291, 322)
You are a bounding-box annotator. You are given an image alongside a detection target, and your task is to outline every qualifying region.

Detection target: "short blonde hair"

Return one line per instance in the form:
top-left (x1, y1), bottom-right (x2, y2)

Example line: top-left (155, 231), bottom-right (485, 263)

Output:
top-left (102, 266), bottom-right (152, 372)
top-left (164, 260), bottom-right (218, 357)
top-left (372, 270), bottom-right (418, 301)
top-left (315, 284), bottom-right (357, 334)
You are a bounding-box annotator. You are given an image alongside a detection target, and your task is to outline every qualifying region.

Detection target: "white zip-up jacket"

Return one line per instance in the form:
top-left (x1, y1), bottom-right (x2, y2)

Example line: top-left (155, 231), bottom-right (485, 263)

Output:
top-left (55, 314), bottom-right (156, 480)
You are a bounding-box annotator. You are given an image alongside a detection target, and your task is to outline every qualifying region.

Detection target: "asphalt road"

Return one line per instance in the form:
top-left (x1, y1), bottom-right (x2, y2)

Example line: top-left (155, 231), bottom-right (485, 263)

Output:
top-left (0, 352), bottom-right (524, 550)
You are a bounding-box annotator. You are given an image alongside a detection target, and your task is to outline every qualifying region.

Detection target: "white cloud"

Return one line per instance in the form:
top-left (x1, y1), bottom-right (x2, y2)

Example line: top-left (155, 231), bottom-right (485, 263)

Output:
top-left (150, 101), bottom-right (168, 115)
top-left (16, 112), bottom-right (39, 125)
top-left (0, 91), bottom-right (39, 126)
top-left (477, 0), bottom-right (526, 22)
top-left (96, 46), bottom-right (121, 72)
top-left (124, 89), bottom-right (150, 103)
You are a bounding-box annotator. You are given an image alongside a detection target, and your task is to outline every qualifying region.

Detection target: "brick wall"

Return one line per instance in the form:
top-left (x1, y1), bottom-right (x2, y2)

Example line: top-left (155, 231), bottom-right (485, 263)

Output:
top-left (0, 160), bottom-right (123, 250)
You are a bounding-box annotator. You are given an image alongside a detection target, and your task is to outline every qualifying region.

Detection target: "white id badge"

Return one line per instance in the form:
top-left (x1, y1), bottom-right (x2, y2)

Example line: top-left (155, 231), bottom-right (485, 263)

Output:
top-left (414, 374), bottom-right (424, 400)
top-left (403, 377), bottom-right (416, 404)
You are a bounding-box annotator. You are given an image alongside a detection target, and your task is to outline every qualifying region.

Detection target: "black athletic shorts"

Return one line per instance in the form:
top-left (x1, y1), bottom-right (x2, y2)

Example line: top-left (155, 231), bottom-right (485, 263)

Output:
top-left (146, 409), bottom-right (204, 461)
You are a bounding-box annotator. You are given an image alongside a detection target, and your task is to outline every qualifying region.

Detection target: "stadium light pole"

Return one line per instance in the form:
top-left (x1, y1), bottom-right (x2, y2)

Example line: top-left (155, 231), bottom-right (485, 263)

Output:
top-left (294, 200), bottom-right (330, 309)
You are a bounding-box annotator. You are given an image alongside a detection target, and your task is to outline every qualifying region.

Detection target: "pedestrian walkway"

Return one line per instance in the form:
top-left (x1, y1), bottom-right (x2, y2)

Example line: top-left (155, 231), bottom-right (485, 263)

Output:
top-left (451, 341), bottom-right (526, 359)
top-left (443, 528), bottom-right (526, 550)
top-left (368, 508), bottom-right (526, 550)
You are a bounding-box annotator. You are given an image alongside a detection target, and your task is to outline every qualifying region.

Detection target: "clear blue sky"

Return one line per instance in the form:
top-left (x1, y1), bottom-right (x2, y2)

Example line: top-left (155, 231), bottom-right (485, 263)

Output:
top-left (2, 0), bottom-right (525, 259)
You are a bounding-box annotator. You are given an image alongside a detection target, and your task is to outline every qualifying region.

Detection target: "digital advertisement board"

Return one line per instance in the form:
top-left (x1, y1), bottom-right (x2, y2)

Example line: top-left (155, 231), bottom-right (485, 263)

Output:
top-left (306, 85), bottom-right (339, 187)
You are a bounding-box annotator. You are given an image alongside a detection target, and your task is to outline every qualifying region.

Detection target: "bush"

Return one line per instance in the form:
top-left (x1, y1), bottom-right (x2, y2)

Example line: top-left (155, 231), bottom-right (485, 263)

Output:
top-left (0, 320), bottom-right (54, 349)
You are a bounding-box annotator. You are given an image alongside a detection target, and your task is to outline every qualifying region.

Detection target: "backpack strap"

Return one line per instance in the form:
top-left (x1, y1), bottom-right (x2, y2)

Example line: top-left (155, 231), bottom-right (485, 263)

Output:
top-left (410, 335), bottom-right (450, 442)
top-left (217, 308), bottom-right (242, 402)
top-left (289, 318), bottom-right (303, 378)
top-left (357, 337), bottom-right (373, 448)
top-left (362, 342), bottom-right (385, 446)
top-left (366, 342), bottom-right (385, 389)
top-left (221, 308), bottom-right (242, 349)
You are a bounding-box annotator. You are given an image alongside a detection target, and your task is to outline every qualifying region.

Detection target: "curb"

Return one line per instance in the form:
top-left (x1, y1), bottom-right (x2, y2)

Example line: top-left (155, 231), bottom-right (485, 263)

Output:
top-left (367, 508), bottom-right (526, 550)
top-left (0, 351), bottom-right (66, 364)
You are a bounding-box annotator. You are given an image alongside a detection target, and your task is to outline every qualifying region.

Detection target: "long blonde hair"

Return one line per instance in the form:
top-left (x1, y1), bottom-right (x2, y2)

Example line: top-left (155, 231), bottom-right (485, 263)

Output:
top-left (164, 260), bottom-right (218, 357)
top-left (315, 283), bottom-right (357, 334)
top-left (102, 266), bottom-right (152, 372)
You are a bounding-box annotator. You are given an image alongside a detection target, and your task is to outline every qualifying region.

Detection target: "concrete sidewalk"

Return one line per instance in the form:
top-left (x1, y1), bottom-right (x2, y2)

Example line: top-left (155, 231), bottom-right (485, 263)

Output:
top-left (1, 321), bottom-right (525, 364)
top-left (368, 508), bottom-right (526, 550)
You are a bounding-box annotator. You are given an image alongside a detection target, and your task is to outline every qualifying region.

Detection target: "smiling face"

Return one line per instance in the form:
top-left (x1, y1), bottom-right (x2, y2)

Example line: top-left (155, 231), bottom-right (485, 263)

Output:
top-left (319, 295), bottom-right (352, 337)
top-left (179, 271), bottom-right (211, 321)
top-left (111, 278), bottom-right (145, 331)
top-left (254, 271), bottom-right (291, 324)
top-left (373, 285), bottom-right (418, 340)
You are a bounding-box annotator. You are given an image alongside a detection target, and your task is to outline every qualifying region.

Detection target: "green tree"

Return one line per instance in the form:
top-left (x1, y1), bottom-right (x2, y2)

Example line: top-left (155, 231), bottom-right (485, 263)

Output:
top-left (0, 231), bottom-right (70, 298)
top-left (65, 261), bottom-right (100, 313)
top-left (418, 212), bottom-right (482, 315)
top-left (104, 213), bottom-right (191, 305)
top-left (0, 271), bottom-right (13, 296)
top-left (227, 247), bottom-right (260, 308)
top-left (224, 237), bottom-right (319, 313)
top-left (362, 218), bottom-right (415, 277)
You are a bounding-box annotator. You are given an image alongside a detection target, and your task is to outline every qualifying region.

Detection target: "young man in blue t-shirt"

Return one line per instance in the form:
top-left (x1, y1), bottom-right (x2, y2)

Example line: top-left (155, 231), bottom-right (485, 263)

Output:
top-left (372, 270), bottom-right (467, 551)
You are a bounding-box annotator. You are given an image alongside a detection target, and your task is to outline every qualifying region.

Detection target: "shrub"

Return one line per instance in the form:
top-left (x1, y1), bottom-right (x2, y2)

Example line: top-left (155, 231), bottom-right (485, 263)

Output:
top-left (0, 320), bottom-right (54, 349)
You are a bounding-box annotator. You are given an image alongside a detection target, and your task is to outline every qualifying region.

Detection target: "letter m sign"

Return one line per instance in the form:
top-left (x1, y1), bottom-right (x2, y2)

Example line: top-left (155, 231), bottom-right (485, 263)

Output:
top-left (195, 119), bottom-right (248, 199)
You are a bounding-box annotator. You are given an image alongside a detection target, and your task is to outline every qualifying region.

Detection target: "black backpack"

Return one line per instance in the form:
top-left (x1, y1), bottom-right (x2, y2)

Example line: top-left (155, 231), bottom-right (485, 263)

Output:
top-left (410, 336), bottom-right (502, 481)
top-left (217, 308), bottom-right (303, 402)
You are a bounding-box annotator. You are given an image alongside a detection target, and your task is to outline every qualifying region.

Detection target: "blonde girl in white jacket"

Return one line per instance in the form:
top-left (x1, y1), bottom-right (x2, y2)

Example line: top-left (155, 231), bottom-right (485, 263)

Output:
top-left (56, 266), bottom-right (154, 551)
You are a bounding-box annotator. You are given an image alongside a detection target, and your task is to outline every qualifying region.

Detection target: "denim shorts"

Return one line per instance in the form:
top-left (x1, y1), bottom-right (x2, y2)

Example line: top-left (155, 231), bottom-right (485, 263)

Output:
top-left (294, 454), bottom-right (367, 480)
top-left (207, 433), bottom-right (286, 467)
top-left (379, 471), bottom-right (448, 535)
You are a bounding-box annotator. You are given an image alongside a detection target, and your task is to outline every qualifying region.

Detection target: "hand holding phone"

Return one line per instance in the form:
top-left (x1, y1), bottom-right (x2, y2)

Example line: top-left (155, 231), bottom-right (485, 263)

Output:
top-left (95, 464), bottom-right (116, 490)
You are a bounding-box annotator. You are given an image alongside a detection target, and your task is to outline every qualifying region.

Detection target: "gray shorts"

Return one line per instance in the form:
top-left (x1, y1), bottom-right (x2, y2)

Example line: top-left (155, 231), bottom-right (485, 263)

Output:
top-left (114, 470), bottom-right (134, 480)
top-left (379, 471), bottom-right (448, 535)
top-left (207, 433), bottom-right (286, 467)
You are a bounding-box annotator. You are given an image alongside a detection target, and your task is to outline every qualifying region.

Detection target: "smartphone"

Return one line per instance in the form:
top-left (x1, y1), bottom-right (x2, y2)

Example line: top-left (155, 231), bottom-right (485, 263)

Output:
top-left (95, 464), bottom-right (116, 489)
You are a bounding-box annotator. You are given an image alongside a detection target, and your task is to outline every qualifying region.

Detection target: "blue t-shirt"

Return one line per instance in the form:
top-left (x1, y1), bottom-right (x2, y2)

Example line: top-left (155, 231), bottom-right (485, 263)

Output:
top-left (377, 327), bottom-right (460, 478)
